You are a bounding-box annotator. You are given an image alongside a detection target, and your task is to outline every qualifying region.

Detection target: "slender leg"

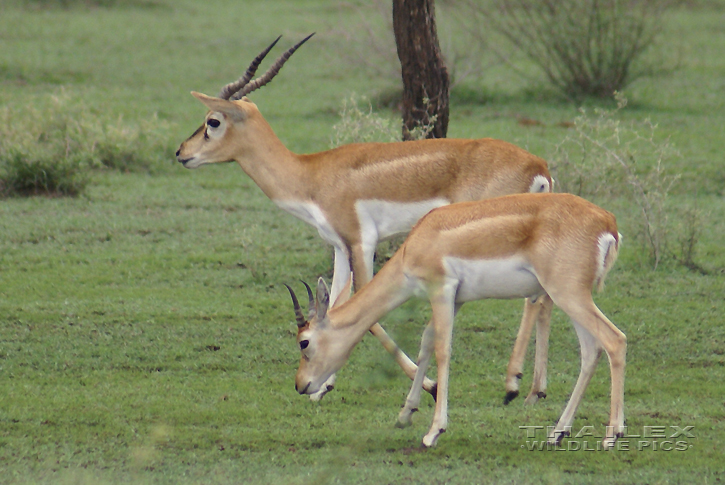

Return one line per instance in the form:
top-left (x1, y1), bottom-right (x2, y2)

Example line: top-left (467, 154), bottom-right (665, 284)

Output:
top-left (525, 294), bottom-right (553, 405)
top-left (504, 297), bottom-right (541, 404)
top-left (548, 296), bottom-right (626, 448)
top-left (329, 246), bottom-right (353, 307)
top-left (548, 320), bottom-right (601, 444)
top-left (422, 285), bottom-right (457, 448)
top-left (308, 246), bottom-right (351, 402)
top-left (396, 321), bottom-right (435, 428)
top-left (504, 295), bottom-right (554, 405)
top-left (350, 243), bottom-right (437, 397)
top-left (398, 303), bottom-right (462, 428)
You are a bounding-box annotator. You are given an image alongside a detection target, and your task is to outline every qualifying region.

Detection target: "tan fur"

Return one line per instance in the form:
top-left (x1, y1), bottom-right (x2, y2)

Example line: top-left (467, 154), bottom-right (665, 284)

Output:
top-left (177, 91), bottom-right (553, 401)
top-left (177, 93), bottom-right (550, 239)
top-left (294, 193), bottom-right (626, 448)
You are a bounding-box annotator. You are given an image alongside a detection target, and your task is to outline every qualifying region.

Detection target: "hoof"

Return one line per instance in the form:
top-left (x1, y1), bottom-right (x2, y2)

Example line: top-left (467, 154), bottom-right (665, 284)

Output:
top-left (396, 408), bottom-right (417, 428)
top-left (503, 390), bottom-right (519, 405)
top-left (603, 431), bottom-right (624, 450)
top-left (395, 419), bottom-right (411, 429)
top-left (422, 428), bottom-right (445, 448)
top-left (524, 390), bottom-right (546, 406)
top-left (427, 382), bottom-right (438, 402)
top-left (308, 384), bottom-right (334, 402)
top-left (548, 429), bottom-right (570, 445)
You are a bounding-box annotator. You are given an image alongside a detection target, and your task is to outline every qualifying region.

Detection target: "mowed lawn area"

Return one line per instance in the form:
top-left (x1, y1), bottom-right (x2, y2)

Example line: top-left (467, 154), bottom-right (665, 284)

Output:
top-left (0, 1), bottom-right (724, 483)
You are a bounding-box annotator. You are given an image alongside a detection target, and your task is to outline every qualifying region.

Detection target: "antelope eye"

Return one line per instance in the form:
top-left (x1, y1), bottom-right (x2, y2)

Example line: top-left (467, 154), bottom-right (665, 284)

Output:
top-left (207, 118), bottom-right (221, 128)
top-left (299, 340), bottom-right (309, 351)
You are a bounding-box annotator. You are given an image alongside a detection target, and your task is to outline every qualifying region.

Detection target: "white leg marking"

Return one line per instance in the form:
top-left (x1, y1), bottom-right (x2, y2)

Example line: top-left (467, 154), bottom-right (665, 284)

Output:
top-left (329, 246), bottom-right (352, 307)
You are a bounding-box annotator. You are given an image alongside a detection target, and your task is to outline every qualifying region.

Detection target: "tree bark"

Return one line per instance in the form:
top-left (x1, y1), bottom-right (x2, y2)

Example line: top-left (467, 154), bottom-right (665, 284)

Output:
top-left (393, 0), bottom-right (450, 140)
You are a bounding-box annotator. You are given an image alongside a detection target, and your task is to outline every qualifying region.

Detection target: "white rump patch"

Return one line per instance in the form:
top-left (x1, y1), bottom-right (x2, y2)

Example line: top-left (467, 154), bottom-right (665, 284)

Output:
top-left (595, 232), bottom-right (621, 290)
top-left (528, 175), bottom-right (551, 193)
top-left (443, 256), bottom-right (545, 302)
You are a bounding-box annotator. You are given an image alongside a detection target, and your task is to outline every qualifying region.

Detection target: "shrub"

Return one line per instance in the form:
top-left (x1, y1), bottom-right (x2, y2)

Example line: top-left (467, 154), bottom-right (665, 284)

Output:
top-left (551, 93), bottom-right (701, 269)
top-left (0, 90), bottom-right (173, 197)
top-left (458, 0), bottom-right (678, 100)
top-left (0, 149), bottom-right (87, 197)
top-left (330, 94), bottom-right (400, 147)
top-left (330, 94), bottom-right (440, 148)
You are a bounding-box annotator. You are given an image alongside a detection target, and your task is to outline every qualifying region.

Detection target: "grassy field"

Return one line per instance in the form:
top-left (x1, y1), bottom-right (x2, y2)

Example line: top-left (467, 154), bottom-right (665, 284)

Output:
top-left (1, 0), bottom-right (724, 483)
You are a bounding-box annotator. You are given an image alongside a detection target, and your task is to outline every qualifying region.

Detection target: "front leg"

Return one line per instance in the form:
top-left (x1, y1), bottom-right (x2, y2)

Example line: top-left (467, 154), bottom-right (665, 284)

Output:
top-left (308, 246), bottom-right (351, 402)
top-left (350, 243), bottom-right (438, 398)
top-left (397, 321), bottom-right (435, 428)
top-left (329, 245), bottom-right (353, 307)
top-left (422, 284), bottom-right (457, 448)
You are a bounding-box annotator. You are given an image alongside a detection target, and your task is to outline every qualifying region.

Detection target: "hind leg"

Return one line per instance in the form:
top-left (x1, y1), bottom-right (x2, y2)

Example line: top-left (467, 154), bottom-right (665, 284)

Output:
top-left (525, 295), bottom-right (553, 405)
top-left (504, 295), bottom-right (553, 405)
top-left (548, 297), bottom-right (626, 448)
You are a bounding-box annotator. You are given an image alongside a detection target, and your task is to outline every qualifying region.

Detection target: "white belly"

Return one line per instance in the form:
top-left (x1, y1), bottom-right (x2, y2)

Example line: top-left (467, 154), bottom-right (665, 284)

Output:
top-left (444, 256), bottom-right (545, 302)
top-left (355, 198), bottom-right (449, 241)
top-left (275, 198), bottom-right (450, 255)
top-left (274, 200), bottom-right (344, 248)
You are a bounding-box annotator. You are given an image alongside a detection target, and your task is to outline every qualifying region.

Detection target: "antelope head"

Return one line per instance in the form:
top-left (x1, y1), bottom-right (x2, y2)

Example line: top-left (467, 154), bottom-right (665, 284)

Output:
top-left (176, 34), bottom-right (314, 169)
top-left (286, 279), bottom-right (358, 396)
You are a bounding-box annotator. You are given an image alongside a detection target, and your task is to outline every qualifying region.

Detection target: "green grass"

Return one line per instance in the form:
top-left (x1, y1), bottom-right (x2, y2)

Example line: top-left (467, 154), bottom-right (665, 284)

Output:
top-left (1, 0), bottom-right (724, 483)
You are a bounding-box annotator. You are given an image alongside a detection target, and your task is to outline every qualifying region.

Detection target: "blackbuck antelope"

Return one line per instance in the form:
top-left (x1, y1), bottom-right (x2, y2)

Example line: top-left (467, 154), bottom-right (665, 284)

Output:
top-left (287, 193), bottom-right (626, 448)
top-left (176, 35), bottom-right (554, 402)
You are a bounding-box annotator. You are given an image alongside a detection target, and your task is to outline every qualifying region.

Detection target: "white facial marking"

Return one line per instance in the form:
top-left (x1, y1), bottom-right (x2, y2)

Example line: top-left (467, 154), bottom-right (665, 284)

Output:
top-left (443, 256), bottom-right (544, 302)
top-left (528, 175), bottom-right (551, 193)
top-left (205, 113), bottom-right (227, 140)
top-left (182, 157), bottom-right (204, 169)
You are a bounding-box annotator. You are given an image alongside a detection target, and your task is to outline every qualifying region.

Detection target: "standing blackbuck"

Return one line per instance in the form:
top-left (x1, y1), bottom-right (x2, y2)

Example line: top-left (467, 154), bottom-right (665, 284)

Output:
top-left (288, 193), bottom-right (626, 448)
top-left (176, 35), bottom-right (554, 402)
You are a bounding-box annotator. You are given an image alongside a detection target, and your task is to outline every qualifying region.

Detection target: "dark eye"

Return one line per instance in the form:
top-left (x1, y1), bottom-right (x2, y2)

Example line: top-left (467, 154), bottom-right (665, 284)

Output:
top-left (207, 118), bottom-right (221, 128)
top-left (299, 340), bottom-right (309, 350)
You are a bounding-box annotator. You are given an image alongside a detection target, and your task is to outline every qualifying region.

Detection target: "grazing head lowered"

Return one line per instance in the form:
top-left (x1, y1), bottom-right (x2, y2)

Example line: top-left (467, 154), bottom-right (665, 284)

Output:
top-left (285, 194), bottom-right (626, 449)
top-left (176, 35), bottom-right (562, 406)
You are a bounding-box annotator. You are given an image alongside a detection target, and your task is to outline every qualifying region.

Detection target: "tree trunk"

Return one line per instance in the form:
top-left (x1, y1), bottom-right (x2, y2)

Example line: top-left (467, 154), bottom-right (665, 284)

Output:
top-left (392, 0), bottom-right (450, 140)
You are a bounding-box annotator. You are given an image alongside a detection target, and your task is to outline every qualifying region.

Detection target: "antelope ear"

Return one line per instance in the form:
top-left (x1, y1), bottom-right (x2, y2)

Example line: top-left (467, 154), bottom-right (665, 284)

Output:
top-left (315, 277), bottom-right (330, 321)
top-left (191, 91), bottom-right (247, 122)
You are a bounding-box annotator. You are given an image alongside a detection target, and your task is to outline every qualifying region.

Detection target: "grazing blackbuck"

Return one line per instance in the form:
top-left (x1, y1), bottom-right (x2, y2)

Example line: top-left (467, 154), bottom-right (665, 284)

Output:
top-left (287, 193), bottom-right (625, 448)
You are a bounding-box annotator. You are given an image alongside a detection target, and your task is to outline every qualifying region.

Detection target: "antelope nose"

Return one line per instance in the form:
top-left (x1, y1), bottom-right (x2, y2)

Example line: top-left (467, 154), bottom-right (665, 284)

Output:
top-left (175, 148), bottom-right (181, 157)
top-left (296, 382), bottom-right (310, 395)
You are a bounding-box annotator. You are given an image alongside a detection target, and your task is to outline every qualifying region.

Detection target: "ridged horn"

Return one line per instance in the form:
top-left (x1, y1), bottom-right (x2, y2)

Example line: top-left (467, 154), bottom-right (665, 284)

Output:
top-left (284, 284), bottom-right (307, 328)
top-left (218, 36), bottom-right (282, 100)
top-left (230, 33), bottom-right (315, 100)
top-left (301, 280), bottom-right (315, 320)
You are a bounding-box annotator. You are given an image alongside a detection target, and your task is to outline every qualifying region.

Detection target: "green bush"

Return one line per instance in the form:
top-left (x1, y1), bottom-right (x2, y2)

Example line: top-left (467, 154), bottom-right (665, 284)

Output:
top-left (330, 94), bottom-right (440, 148)
top-left (329, 94), bottom-right (400, 148)
top-left (551, 93), bottom-right (702, 269)
top-left (0, 90), bottom-right (173, 197)
top-left (0, 149), bottom-right (87, 197)
top-left (458, 0), bottom-right (678, 100)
